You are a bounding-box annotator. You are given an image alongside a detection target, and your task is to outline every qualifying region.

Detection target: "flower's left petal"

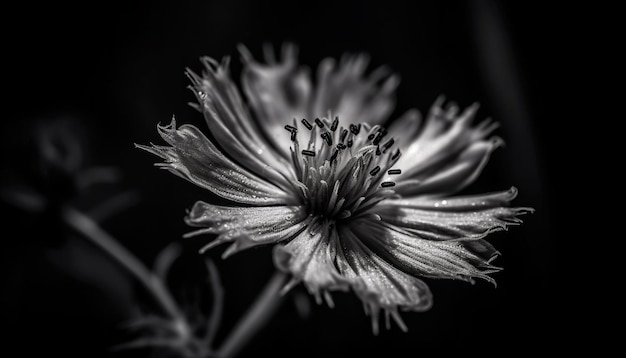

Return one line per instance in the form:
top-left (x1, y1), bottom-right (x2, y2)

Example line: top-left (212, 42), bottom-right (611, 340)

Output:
top-left (239, 43), bottom-right (313, 159)
top-left (185, 201), bottom-right (308, 257)
top-left (273, 220), bottom-right (351, 305)
top-left (311, 54), bottom-right (399, 127)
top-left (377, 187), bottom-right (533, 241)
top-left (137, 120), bottom-right (292, 206)
top-left (336, 224), bottom-right (433, 334)
top-left (188, 55), bottom-right (296, 191)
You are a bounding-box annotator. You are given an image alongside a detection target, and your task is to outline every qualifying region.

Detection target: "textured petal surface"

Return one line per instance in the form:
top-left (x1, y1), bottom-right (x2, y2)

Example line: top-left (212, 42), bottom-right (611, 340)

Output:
top-left (137, 120), bottom-right (292, 205)
top-left (377, 187), bottom-right (532, 241)
top-left (392, 98), bottom-right (500, 196)
top-left (188, 56), bottom-right (296, 192)
top-left (349, 218), bottom-right (502, 285)
top-left (273, 219), bottom-right (351, 305)
top-left (336, 223), bottom-right (433, 333)
top-left (185, 201), bottom-right (308, 257)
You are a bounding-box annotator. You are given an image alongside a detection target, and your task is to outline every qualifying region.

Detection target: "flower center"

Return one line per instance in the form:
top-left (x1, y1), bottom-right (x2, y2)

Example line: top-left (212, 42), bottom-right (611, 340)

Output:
top-left (285, 116), bottom-right (402, 223)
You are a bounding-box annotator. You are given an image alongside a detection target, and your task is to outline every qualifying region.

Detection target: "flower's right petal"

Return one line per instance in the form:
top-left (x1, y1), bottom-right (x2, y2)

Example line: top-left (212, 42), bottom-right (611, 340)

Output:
top-left (137, 120), bottom-right (293, 206)
top-left (185, 201), bottom-right (309, 257)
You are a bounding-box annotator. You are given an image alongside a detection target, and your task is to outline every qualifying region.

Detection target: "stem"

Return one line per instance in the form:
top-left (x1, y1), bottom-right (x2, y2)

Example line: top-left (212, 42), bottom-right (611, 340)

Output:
top-left (218, 270), bottom-right (289, 358)
top-left (61, 206), bottom-right (184, 322)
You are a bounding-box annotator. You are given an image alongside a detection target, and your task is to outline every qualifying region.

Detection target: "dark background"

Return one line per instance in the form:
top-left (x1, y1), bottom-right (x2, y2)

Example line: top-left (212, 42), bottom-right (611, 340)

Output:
top-left (2, 1), bottom-right (582, 356)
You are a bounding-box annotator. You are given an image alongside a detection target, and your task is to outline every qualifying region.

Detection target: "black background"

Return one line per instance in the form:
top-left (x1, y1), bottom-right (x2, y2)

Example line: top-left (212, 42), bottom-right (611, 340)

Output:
top-left (2, 1), bottom-right (584, 357)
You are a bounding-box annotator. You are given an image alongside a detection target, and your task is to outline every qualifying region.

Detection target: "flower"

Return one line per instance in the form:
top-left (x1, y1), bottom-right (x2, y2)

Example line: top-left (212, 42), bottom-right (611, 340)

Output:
top-left (138, 43), bottom-right (533, 333)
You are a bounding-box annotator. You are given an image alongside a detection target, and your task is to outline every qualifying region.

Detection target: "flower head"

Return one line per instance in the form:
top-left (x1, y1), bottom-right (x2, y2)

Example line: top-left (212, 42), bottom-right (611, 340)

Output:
top-left (138, 44), bottom-right (532, 333)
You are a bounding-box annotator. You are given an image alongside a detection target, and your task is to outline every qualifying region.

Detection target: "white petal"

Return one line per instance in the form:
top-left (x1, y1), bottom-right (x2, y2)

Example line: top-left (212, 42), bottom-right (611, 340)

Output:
top-left (188, 56), bottom-right (296, 191)
top-left (137, 120), bottom-right (293, 205)
top-left (239, 43), bottom-right (312, 159)
top-left (273, 220), bottom-right (351, 304)
top-left (377, 187), bottom-right (533, 241)
top-left (336, 224), bottom-right (433, 334)
top-left (185, 202), bottom-right (308, 257)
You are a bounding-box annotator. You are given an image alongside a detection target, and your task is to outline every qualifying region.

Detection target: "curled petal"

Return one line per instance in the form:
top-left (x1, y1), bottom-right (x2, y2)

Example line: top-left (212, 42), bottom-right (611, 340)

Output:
top-left (188, 56), bottom-right (296, 190)
top-left (185, 202), bottom-right (308, 257)
top-left (336, 224), bottom-right (433, 334)
top-left (377, 187), bottom-right (533, 241)
top-left (137, 120), bottom-right (292, 206)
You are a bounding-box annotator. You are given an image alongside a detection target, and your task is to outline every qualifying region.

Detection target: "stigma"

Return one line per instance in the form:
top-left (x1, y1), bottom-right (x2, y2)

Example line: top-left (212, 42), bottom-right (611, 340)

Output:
top-left (285, 116), bottom-right (402, 222)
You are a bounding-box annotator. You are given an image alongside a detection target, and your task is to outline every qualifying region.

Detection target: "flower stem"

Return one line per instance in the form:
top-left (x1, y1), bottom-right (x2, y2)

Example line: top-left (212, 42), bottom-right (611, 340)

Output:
top-left (217, 270), bottom-right (289, 358)
top-left (61, 206), bottom-right (184, 323)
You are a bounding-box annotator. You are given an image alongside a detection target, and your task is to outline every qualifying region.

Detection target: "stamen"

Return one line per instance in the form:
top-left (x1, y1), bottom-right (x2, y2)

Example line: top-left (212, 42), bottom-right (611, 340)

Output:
top-left (340, 129), bottom-right (348, 143)
top-left (369, 166), bottom-right (381, 176)
top-left (301, 118), bottom-right (313, 130)
top-left (302, 150), bottom-right (316, 156)
top-left (284, 124), bottom-right (297, 132)
top-left (330, 149), bottom-right (339, 162)
top-left (321, 132), bottom-right (332, 146)
top-left (387, 169), bottom-right (401, 175)
top-left (291, 130), bottom-right (297, 141)
top-left (381, 181), bottom-right (396, 187)
top-left (381, 138), bottom-right (394, 153)
top-left (331, 117), bottom-right (338, 131)
top-left (315, 118), bottom-right (324, 128)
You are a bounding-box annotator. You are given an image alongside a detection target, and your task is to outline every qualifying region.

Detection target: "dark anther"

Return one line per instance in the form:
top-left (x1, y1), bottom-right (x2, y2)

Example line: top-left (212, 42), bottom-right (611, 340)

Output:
top-left (381, 181), bottom-right (396, 187)
top-left (349, 124), bottom-right (360, 135)
top-left (284, 124), bottom-right (297, 132)
top-left (387, 169), bottom-right (401, 175)
top-left (340, 129), bottom-right (348, 142)
top-left (331, 117), bottom-right (338, 131)
top-left (369, 166), bottom-right (381, 176)
top-left (381, 138), bottom-right (394, 153)
top-left (301, 118), bottom-right (313, 130)
top-left (336, 143), bottom-right (346, 150)
top-left (376, 146), bottom-right (381, 156)
top-left (315, 118), bottom-right (324, 128)
top-left (330, 149), bottom-right (339, 162)
top-left (321, 132), bottom-right (332, 146)
top-left (391, 149), bottom-right (401, 160)
top-left (347, 139), bottom-right (353, 148)
top-left (302, 150), bottom-right (316, 156)
top-left (368, 133), bottom-right (376, 140)
top-left (291, 130), bottom-right (297, 141)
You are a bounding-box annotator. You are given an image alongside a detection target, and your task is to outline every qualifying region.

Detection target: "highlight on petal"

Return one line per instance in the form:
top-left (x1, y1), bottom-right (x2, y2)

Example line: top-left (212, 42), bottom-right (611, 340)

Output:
top-left (136, 119), bottom-right (293, 206)
top-left (377, 187), bottom-right (533, 242)
top-left (185, 201), bottom-right (309, 258)
top-left (393, 97), bottom-right (501, 196)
